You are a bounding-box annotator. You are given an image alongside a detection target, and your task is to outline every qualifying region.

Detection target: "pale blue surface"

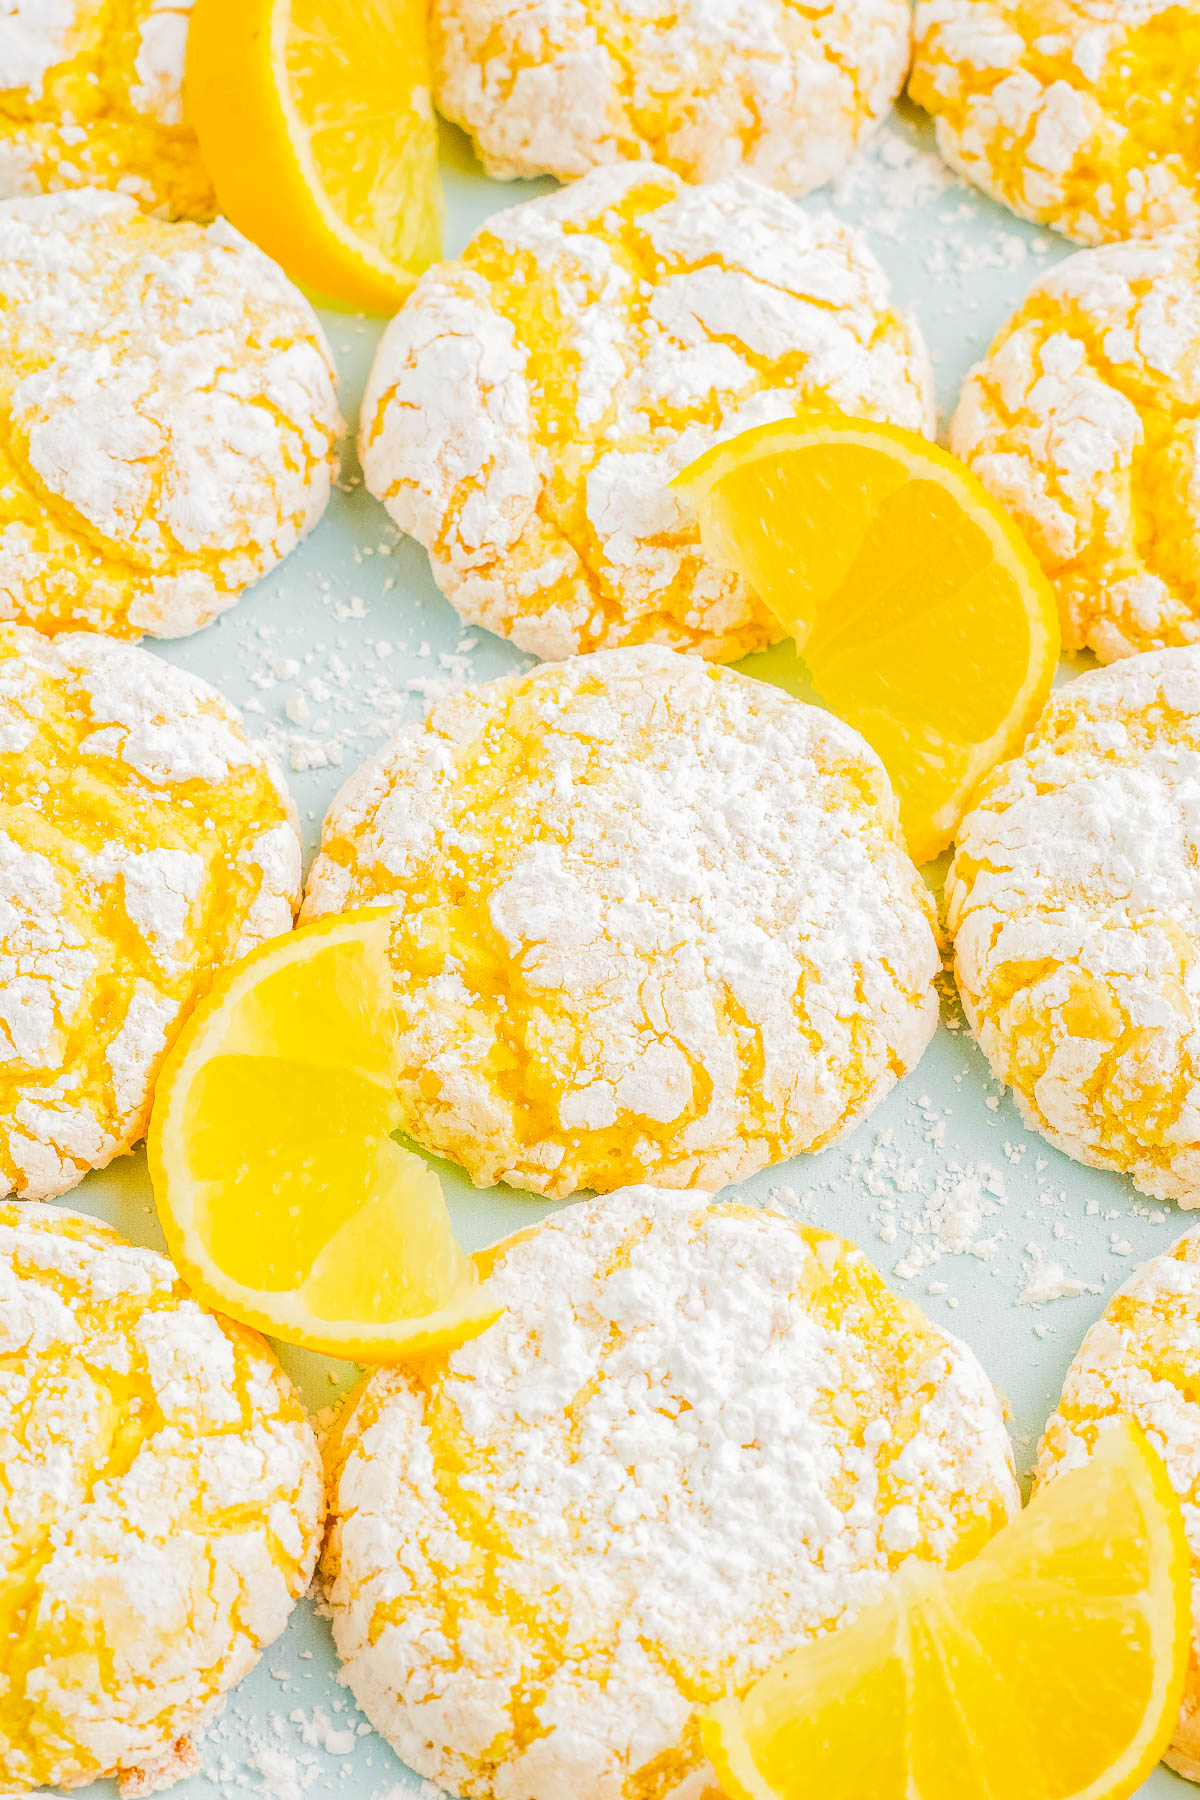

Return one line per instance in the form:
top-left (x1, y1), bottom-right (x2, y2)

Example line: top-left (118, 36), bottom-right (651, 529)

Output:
top-left (51, 105), bottom-right (1191, 1799)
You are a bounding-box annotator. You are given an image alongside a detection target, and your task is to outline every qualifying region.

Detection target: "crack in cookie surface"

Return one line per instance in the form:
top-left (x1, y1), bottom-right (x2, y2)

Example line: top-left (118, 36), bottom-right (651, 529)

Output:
top-left (303, 646), bottom-right (939, 1198)
top-left (323, 1190), bottom-right (1019, 1800)
top-left (359, 163), bottom-right (934, 663)
top-left (0, 189), bottom-right (341, 640)
top-left (0, 1202), bottom-right (323, 1795)
top-left (0, 624), bottom-right (301, 1199)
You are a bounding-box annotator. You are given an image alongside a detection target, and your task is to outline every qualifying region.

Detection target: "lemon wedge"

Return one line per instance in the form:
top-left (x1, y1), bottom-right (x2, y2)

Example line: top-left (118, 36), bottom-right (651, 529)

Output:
top-left (706, 1420), bottom-right (1189, 1800)
top-left (674, 414), bottom-right (1060, 863)
top-left (185, 0), bottom-right (442, 311)
top-left (148, 910), bottom-right (498, 1359)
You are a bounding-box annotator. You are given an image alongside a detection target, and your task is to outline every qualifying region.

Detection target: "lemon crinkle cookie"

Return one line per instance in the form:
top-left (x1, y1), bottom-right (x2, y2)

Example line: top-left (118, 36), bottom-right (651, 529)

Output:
top-left (0, 623), bottom-right (301, 1201)
top-left (1036, 1225), bottom-right (1200, 1779)
top-left (431, 0), bottom-right (912, 191)
top-left (948, 646), bottom-right (1200, 1206)
top-left (0, 1202), bottom-right (322, 1796)
top-left (909, 0), bottom-right (1200, 245)
top-left (359, 163), bottom-right (934, 663)
top-left (324, 1189), bottom-right (1020, 1800)
top-left (302, 646), bottom-right (940, 1198)
top-left (951, 229), bottom-right (1200, 663)
top-left (0, 0), bottom-right (212, 219)
top-left (0, 188), bottom-right (341, 639)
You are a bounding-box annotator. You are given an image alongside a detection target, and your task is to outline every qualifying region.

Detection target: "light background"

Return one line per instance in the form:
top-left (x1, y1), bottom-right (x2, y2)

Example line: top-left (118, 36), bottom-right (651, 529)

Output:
top-left (54, 103), bottom-right (1193, 1800)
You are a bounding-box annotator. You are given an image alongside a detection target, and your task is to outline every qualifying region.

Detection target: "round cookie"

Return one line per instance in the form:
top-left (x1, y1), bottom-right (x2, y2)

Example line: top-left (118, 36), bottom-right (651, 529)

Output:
top-left (0, 1202), bottom-right (323, 1795)
top-left (431, 0), bottom-right (912, 191)
top-left (947, 646), bottom-right (1200, 1206)
top-left (324, 1188), bottom-right (1020, 1800)
top-left (0, 188), bottom-right (341, 640)
top-left (951, 230), bottom-right (1200, 663)
top-left (0, 1), bottom-right (213, 219)
top-left (1035, 1225), bottom-right (1200, 1780)
top-left (0, 623), bottom-right (301, 1201)
top-left (909, 0), bottom-right (1200, 246)
top-left (302, 646), bottom-right (940, 1198)
top-left (359, 162), bottom-right (934, 662)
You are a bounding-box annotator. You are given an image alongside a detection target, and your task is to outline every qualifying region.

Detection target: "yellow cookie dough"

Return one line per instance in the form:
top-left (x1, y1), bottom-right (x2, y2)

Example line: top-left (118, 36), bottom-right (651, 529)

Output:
top-left (0, 0), bottom-right (214, 219)
top-left (1036, 1225), bottom-right (1200, 1781)
top-left (0, 1202), bottom-right (322, 1795)
top-left (324, 1189), bottom-right (1019, 1800)
top-left (432, 0), bottom-right (912, 191)
top-left (303, 647), bottom-right (940, 1199)
top-left (359, 162), bottom-right (934, 663)
top-left (951, 229), bottom-right (1200, 663)
top-left (910, 0), bottom-right (1200, 245)
top-left (0, 188), bottom-right (341, 640)
top-left (0, 623), bottom-right (301, 1201)
top-left (948, 646), bottom-right (1200, 1205)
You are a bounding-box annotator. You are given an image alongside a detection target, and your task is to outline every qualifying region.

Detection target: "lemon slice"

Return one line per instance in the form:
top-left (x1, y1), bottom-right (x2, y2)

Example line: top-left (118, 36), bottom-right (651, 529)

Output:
top-left (674, 415), bottom-right (1060, 864)
top-left (706, 1420), bottom-right (1189, 1800)
top-left (185, 0), bottom-right (442, 312)
top-left (148, 910), bottom-right (498, 1359)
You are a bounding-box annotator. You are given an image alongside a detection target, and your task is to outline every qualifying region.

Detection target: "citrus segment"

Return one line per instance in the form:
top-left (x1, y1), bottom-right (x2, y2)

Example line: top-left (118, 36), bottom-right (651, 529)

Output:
top-left (705, 1421), bottom-right (1190, 1800)
top-left (185, 0), bottom-right (442, 312)
top-left (674, 415), bottom-right (1061, 862)
top-left (148, 910), bottom-right (498, 1360)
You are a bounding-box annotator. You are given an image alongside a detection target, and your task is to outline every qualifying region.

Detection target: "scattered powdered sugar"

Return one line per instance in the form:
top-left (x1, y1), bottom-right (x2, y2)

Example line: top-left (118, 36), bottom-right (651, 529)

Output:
top-left (951, 228), bottom-right (1200, 661)
top-left (323, 1188), bottom-right (1018, 1800)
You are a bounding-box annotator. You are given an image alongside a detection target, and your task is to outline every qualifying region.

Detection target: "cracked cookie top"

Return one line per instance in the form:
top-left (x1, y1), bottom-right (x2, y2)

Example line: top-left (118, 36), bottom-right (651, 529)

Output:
top-left (910, 0), bottom-right (1200, 245)
top-left (302, 646), bottom-right (940, 1199)
top-left (324, 1189), bottom-right (1018, 1800)
top-left (0, 624), bottom-right (300, 1200)
top-left (0, 1202), bottom-right (323, 1796)
top-left (359, 163), bottom-right (933, 664)
top-left (0, 188), bottom-right (341, 640)
top-left (948, 646), bottom-right (1200, 1205)
top-left (431, 0), bottom-right (912, 191)
top-left (950, 228), bottom-right (1200, 663)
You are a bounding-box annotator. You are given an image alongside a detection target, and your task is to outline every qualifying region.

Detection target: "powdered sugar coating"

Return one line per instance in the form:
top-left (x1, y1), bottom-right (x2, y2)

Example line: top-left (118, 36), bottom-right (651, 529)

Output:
top-left (0, 623), bottom-right (301, 1200)
top-left (302, 646), bottom-right (940, 1198)
top-left (324, 1189), bottom-right (1019, 1800)
top-left (0, 0), bottom-right (213, 218)
top-left (1036, 1224), bottom-right (1200, 1780)
top-left (910, 0), bottom-right (1200, 246)
top-left (0, 189), bottom-right (341, 639)
top-left (0, 1202), bottom-right (323, 1795)
top-left (947, 646), bottom-right (1200, 1206)
top-left (951, 229), bottom-right (1200, 662)
top-left (359, 163), bottom-right (934, 663)
top-left (431, 0), bottom-right (911, 191)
